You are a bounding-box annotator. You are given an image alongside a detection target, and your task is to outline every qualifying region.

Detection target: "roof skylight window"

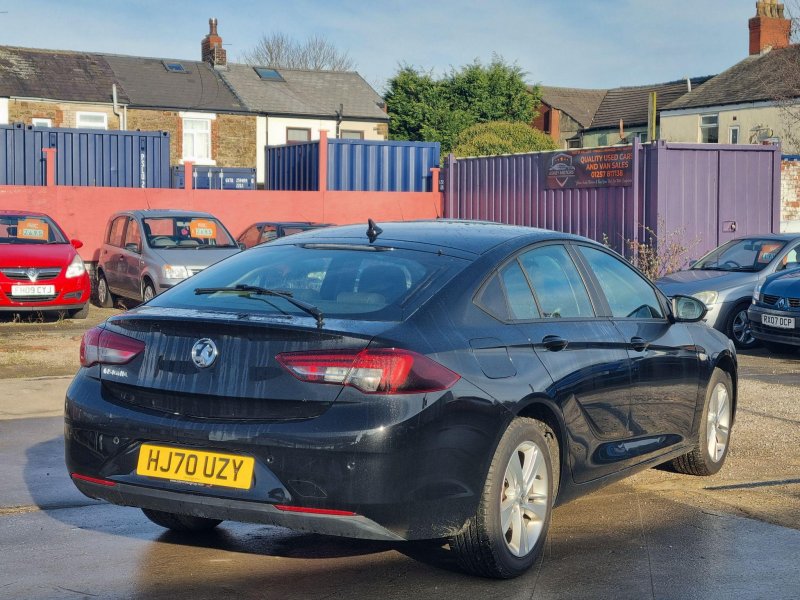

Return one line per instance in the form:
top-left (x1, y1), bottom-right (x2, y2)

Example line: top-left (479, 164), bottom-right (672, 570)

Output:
top-left (164, 62), bottom-right (187, 73)
top-left (254, 67), bottom-right (284, 81)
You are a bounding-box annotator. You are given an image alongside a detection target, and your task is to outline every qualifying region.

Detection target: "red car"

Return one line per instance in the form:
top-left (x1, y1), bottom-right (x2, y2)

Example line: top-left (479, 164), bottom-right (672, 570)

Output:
top-left (0, 211), bottom-right (91, 318)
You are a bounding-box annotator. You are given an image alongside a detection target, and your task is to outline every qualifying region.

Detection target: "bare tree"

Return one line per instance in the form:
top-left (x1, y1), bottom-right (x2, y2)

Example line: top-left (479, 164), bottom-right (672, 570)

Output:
top-left (240, 32), bottom-right (356, 71)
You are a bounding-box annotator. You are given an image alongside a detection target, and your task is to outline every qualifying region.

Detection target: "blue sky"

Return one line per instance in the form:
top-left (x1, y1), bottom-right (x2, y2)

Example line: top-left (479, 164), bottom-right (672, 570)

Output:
top-left (4, 0), bottom-right (757, 92)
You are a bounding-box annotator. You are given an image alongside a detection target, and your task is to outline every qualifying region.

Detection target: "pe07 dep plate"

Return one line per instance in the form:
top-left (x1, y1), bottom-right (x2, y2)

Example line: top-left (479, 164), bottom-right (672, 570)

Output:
top-left (762, 314), bottom-right (795, 330)
top-left (137, 444), bottom-right (255, 490)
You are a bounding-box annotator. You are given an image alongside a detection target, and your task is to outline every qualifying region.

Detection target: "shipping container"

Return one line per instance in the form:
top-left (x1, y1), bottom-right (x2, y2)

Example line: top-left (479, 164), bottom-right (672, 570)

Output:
top-left (443, 140), bottom-right (781, 259)
top-left (171, 166), bottom-right (256, 190)
top-left (267, 142), bottom-right (320, 191)
top-left (0, 123), bottom-right (170, 188)
top-left (266, 138), bottom-right (440, 192)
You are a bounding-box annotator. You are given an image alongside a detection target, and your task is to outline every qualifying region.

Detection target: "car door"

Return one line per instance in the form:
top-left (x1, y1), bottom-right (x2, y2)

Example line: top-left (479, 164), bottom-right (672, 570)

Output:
top-left (511, 243), bottom-right (633, 483)
top-left (102, 216), bottom-right (128, 293)
top-left (120, 218), bottom-right (144, 298)
top-left (574, 244), bottom-right (700, 444)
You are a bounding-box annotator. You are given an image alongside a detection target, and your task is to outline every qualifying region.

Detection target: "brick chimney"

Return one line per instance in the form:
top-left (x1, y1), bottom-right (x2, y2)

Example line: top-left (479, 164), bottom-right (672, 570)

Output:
top-left (749, 0), bottom-right (791, 55)
top-left (201, 18), bottom-right (227, 68)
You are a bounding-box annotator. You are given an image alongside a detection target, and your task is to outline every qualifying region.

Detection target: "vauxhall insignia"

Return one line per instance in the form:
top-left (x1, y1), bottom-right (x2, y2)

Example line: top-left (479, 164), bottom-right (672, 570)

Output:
top-left (191, 338), bottom-right (218, 368)
top-left (26, 268), bottom-right (39, 282)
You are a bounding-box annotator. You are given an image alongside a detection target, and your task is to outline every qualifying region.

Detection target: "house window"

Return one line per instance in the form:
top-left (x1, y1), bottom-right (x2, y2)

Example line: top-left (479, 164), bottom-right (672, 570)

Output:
top-left (567, 138), bottom-right (581, 149)
top-left (287, 128), bottom-right (311, 144)
top-left (31, 118), bottom-right (52, 128)
top-left (699, 114), bottom-right (719, 143)
top-left (254, 67), bottom-right (284, 81)
top-left (340, 130), bottom-right (364, 140)
top-left (182, 118), bottom-right (212, 162)
top-left (638, 132), bottom-right (649, 142)
top-left (76, 112), bottom-right (107, 130)
top-left (729, 126), bottom-right (740, 144)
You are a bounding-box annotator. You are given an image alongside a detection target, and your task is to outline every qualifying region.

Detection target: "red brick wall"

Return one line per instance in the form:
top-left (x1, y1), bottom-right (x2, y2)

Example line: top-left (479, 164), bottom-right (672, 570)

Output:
top-left (780, 160), bottom-right (800, 226)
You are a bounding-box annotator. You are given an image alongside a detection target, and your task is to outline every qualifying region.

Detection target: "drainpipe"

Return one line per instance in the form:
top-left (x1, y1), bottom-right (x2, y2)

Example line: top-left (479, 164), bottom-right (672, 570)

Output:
top-left (335, 103), bottom-right (343, 138)
top-left (112, 84), bottom-right (125, 130)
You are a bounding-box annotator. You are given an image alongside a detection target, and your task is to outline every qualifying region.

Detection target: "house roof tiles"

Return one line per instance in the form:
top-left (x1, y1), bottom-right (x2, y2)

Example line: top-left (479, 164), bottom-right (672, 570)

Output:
top-left (539, 86), bottom-right (607, 128)
top-left (663, 46), bottom-right (800, 111)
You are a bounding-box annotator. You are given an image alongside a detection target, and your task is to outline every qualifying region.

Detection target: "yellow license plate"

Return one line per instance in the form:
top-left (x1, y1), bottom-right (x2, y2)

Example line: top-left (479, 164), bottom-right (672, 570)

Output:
top-left (137, 444), bottom-right (254, 490)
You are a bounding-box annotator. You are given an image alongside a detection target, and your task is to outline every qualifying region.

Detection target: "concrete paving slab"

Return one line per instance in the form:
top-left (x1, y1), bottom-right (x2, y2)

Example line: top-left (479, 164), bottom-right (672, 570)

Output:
top-left (0, 376), bottom-right (71, 420)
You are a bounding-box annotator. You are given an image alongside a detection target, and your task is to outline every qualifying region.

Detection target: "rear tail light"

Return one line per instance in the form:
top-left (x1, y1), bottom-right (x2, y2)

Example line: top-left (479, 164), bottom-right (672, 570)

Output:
top-left (80, 326), bottom-right (145, 368)
top-left (276, 348), bottom-right (460, 394)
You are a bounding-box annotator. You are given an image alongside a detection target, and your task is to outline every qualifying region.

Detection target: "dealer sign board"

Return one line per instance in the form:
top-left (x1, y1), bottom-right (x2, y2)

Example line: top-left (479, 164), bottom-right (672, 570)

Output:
top-left (545, 147), bottom-right (633, 189)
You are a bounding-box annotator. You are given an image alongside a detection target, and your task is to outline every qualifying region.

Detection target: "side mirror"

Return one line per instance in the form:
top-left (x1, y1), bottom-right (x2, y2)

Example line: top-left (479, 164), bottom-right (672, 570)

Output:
top-left (71, 239), bottom-right (83, 250)
top-left (238, 242), bottom-right (246, 251)
top-left (688, 259), bottom-right (697, 268)
top-left (671, 295), bottom-right (708, 323)
top-left (125, 242), bottom-right (141, 254)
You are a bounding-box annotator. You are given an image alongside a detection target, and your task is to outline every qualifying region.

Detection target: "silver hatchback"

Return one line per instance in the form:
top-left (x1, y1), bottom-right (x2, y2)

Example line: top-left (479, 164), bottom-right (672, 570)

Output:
top-left (96, 210), bottom-right (240, 306)
top-left (657, 234), bottom-right (800, 348)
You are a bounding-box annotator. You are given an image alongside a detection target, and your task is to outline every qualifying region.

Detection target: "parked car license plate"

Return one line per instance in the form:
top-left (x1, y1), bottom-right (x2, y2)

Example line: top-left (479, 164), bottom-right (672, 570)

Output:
top-left (11, 284), bottom-right (56, 296)
top-left (762, 314), bottom-right (795, 329)
top-left (136, 444), bottom-right (255, 489)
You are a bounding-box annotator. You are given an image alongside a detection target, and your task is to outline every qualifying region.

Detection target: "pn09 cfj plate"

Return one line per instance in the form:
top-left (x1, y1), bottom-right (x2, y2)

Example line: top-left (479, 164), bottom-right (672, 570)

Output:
top-left (136, 444), bottom-right (255, 490)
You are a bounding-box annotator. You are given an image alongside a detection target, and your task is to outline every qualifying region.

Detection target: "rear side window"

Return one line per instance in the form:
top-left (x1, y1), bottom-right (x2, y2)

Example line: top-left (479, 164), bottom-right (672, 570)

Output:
top-left (518, 245), bottom-right (594, 318)
top-left (501, 261), bottom-right (539, 320)
top-left (578, 246), bottom-right (663, 319)
top-left (151, 244), bottom-right (469, 321)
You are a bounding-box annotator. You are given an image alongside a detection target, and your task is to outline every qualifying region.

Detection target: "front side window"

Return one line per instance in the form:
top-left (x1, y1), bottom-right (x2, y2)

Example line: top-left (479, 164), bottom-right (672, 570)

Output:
top-left (776, 243), bottom-right (800, 271)
top-left (238, 226), bottom-right (260, 248)
top-left (183, 118), bottom-right (212, 161)
top-left (700, 114), bottom-right (719, 143)
top-left (518, 245), bottom-right (594, 318)
top-left (578, 246), bottom-right (663, 319)
top-left (108, 217), bottom-right (127, 247)
top-left (123, 219), bottom-right (141, 251)
top-left (76, 112), bottom-right (108, 129)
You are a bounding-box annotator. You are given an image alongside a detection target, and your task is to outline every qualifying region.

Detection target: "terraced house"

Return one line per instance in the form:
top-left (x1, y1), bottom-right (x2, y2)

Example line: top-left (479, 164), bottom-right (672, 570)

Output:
top-left (0, 19), bottom-right (388, 186)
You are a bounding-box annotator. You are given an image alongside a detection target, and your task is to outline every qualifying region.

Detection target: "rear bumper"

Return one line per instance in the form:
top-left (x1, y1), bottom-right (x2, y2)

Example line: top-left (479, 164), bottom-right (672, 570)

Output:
top-left (64, 369), bottom-right (507, 541)
top-left (71, 476), bottom-right (404, 541)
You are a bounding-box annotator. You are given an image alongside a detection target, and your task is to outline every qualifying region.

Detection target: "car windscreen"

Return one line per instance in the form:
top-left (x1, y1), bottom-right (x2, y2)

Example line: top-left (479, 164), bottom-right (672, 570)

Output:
top-left (148, 243), bottom-right (470, 321)
top-left (0, 215), bottom-right (67, 244)
top-left (692, 238), bottom-right (787, 272)
top-left (143, 217), bottom-right (236, 249)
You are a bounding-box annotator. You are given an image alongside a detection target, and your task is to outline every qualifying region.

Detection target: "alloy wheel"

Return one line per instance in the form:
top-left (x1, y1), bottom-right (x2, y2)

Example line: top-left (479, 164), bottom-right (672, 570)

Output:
top-left (143, 284), bottom-right (155, 302)
top-left (731, 309), bottom-right (754, 346)
top-left (706, 382), bottom-right (731, 463)
top-left (499, 441), bottom-right (549, 557)
top-left (98, 278), bottom-right (108, 304)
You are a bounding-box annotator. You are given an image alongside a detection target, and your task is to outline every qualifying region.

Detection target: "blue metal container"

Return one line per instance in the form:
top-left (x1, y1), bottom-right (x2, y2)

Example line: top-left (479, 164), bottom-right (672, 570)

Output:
top-left (171, 166), bottom-right (257, 190)
top-left (266, 138), bottom-right (440, 192)
top-left (267, 142), bottom-right (319, 191)
top-left (327, 139), bottom-right (440, 192)
top-left (0, 123), bottom-right (170, 187)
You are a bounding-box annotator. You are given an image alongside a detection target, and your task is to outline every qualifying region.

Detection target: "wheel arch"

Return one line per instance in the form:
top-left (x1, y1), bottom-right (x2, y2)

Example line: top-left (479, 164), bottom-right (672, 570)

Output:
top-left (713, 351), bottom-right (738, 420)
top-left (514, 397), bottom-right (567, 503)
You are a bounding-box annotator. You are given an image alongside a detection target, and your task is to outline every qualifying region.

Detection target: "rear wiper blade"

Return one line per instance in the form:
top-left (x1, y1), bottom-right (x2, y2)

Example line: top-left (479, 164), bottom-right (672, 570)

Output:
top-left (194, 284), bottom-right (324, 327)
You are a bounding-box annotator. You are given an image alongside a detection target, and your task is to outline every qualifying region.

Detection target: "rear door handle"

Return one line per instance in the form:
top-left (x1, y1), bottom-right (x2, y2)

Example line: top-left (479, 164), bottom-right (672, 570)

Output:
top-left (630, 337), bottom-right (649, 352)
top-left (542, 335), bottom-right (568, 352)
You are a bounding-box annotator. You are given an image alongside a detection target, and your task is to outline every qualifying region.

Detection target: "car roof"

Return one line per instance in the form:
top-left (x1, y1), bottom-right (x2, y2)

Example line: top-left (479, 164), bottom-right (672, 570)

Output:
top-left (115, 209), bottom-right (219, 219)
top-left (273, 219), bottom-right (594, 255)
top-left (0, 210), bottom-right (48, 217)
top-left (735, 233), bottom-right (800, 241)
top-left (254, 222), bottom-right (326, 227)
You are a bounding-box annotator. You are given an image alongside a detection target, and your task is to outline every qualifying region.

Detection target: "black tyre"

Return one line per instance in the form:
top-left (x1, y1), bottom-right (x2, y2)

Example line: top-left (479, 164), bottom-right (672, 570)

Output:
top-left (726, 302), bottom-right (757, 349)
top-left (68, 304), bottom-right (89, 320)
top-left (762, 341), bottom-right (799, 354)
top-left (141, 508), bottom-right (222, 532)
top-left (95, 273), bottom-right (114, 308)
top-left (142, 281), bottom-right (156, 303)
top-left (670, 368), bottom-right (733, 476)
top-left (449, 417), bottom-right (553, 579)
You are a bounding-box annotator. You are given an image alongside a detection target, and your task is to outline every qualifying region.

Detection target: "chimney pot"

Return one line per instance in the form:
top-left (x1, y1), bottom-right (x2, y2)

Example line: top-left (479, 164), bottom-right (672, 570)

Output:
top-left (201, 17), bottom-right (227, 68)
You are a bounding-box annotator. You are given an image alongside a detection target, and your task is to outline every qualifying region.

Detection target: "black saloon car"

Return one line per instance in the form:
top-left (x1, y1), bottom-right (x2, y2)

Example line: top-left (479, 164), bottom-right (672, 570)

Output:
top-left (65, 221), bottom-right (737, 578)
top-left (749, 268), bottom-right (800, 353)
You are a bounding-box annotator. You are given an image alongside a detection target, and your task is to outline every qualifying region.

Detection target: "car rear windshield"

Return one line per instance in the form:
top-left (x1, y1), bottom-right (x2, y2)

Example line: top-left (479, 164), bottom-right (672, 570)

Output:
top-left (692, 238), bottom-right (787, 272)
top-left (143, 216), bottom-right (236, 249)
top-left (149, 243), bottom-right (470, 321)
top-left (0, 215), bottom-right (67, 244)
